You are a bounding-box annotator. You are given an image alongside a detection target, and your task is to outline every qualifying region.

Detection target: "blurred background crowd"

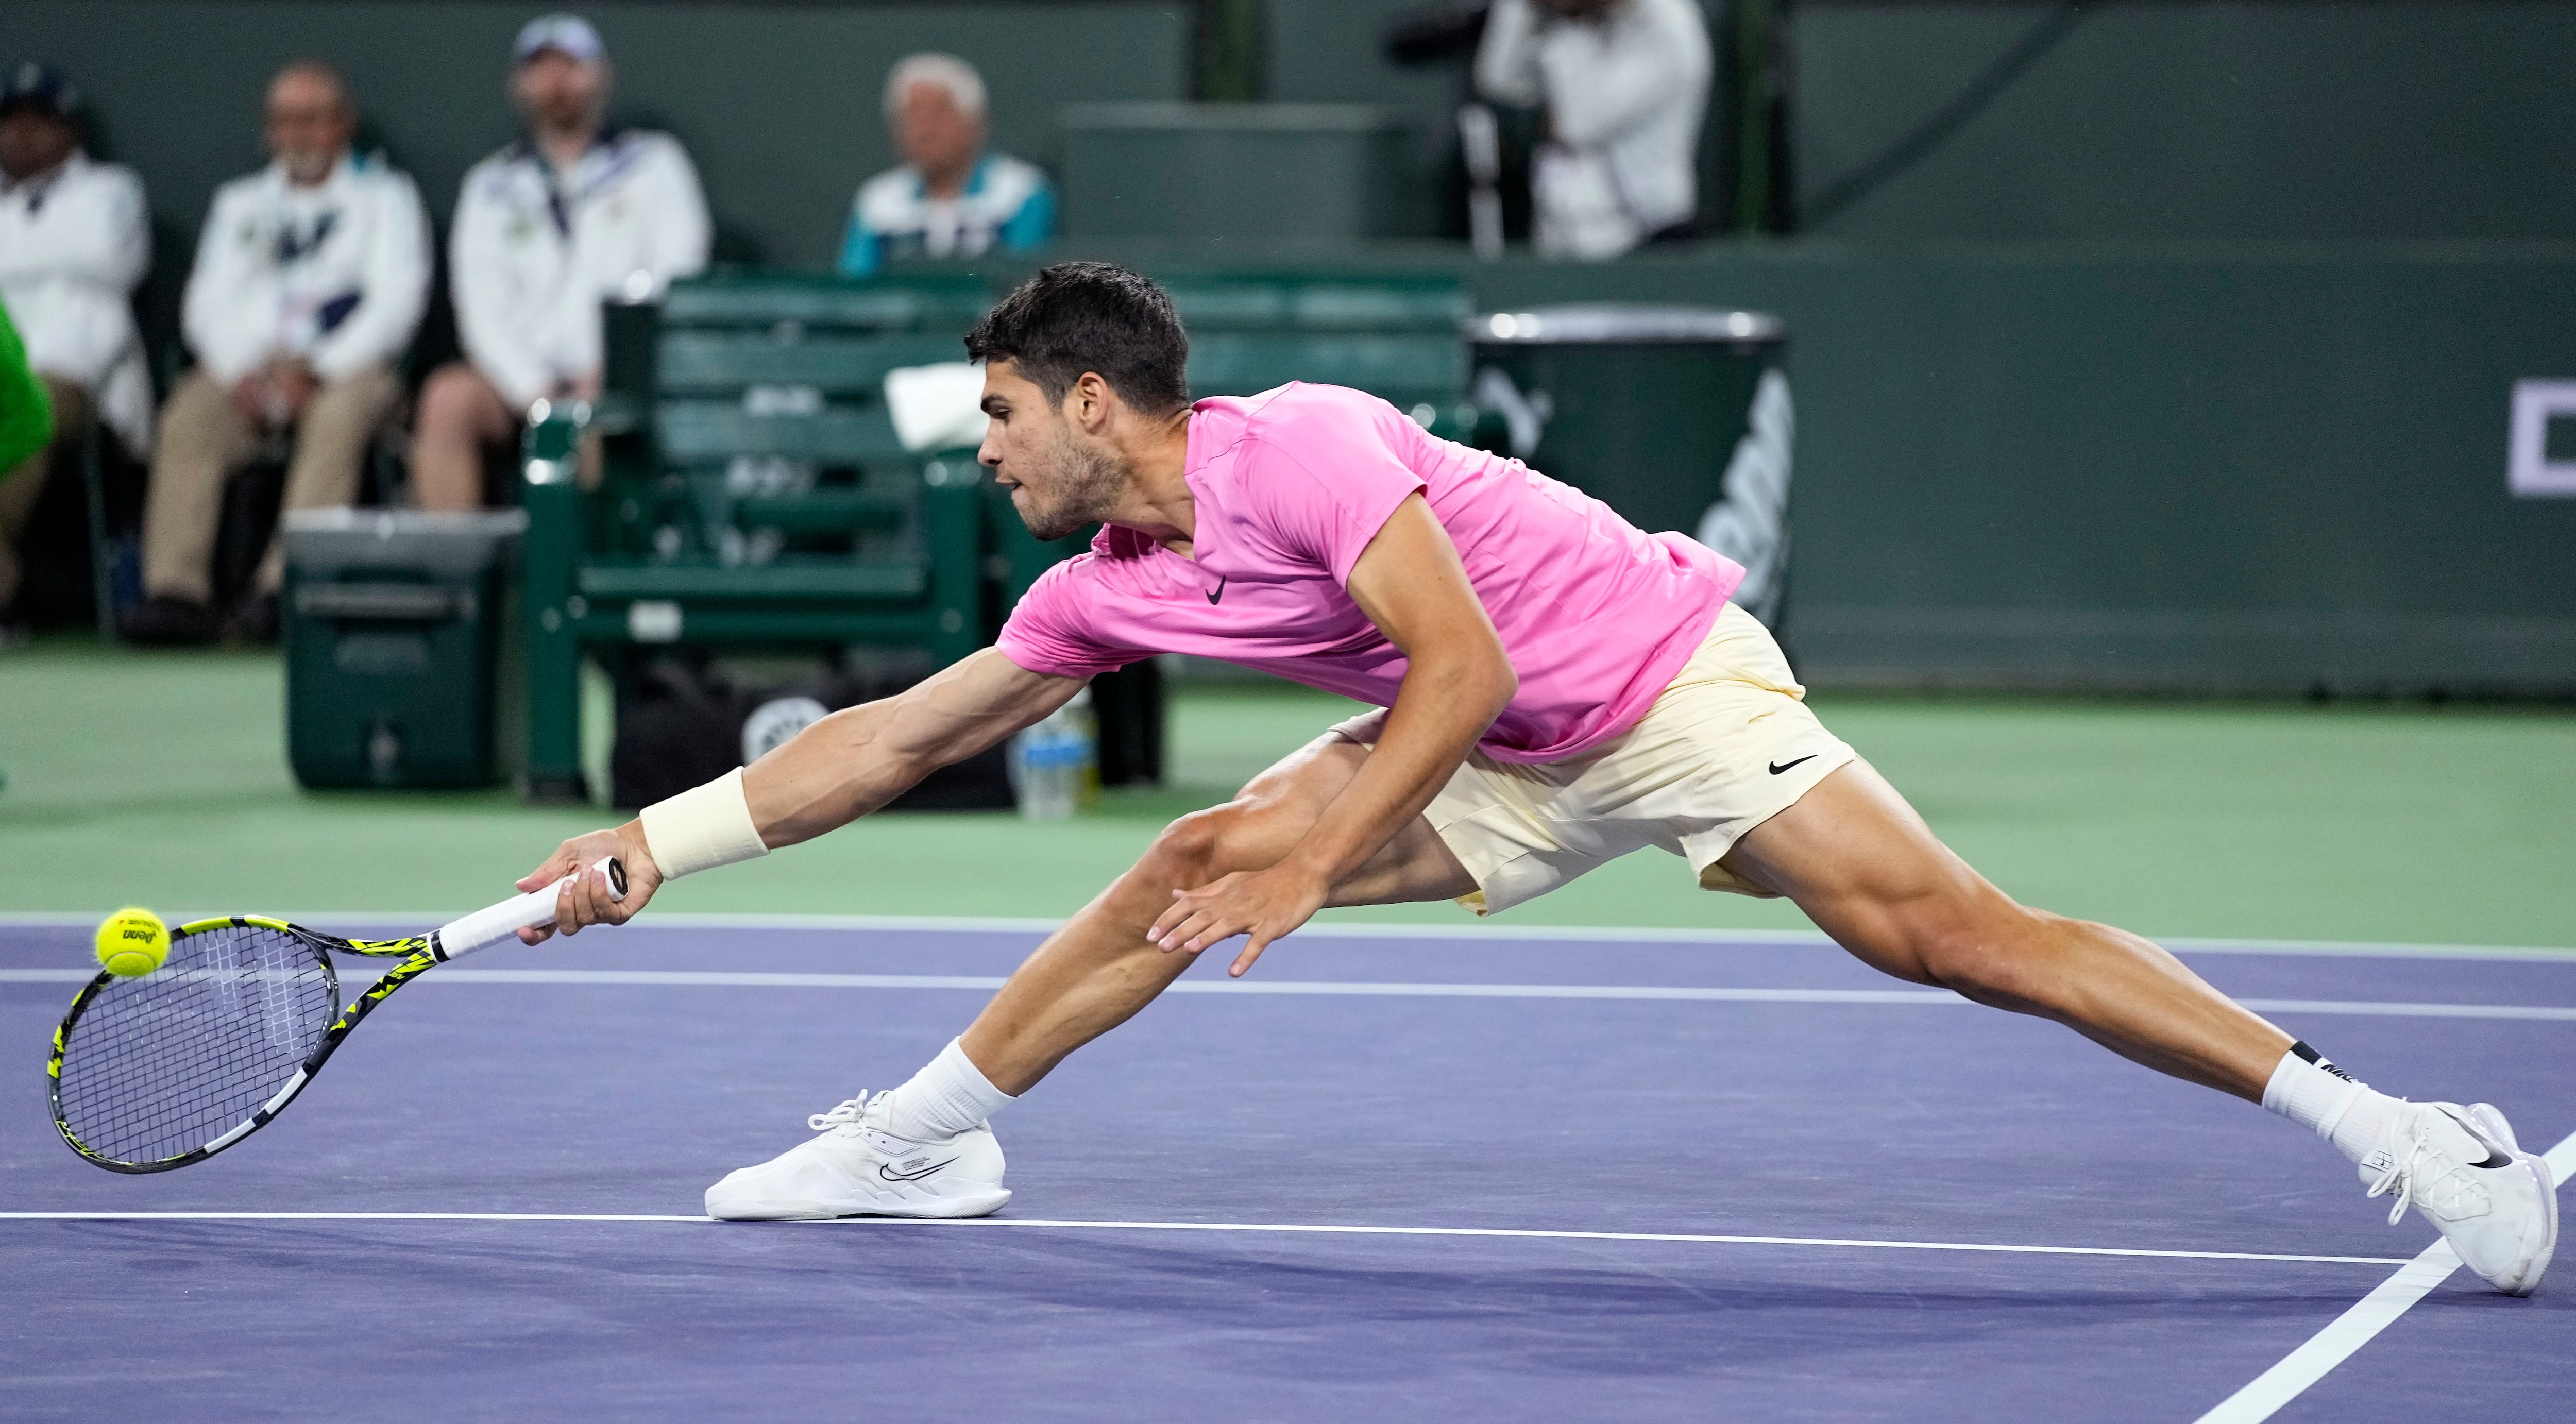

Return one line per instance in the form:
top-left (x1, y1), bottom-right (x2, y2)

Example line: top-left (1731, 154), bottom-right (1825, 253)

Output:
top-left (0, 15), bottom-right (1083, 644)
top-left (1, 2), bottom-right (1747, 648)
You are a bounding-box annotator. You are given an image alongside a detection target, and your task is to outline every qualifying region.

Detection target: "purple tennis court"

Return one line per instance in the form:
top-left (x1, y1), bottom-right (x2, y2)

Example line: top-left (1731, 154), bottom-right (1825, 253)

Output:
top-left (3, 920), bottom-right (2568, 1420)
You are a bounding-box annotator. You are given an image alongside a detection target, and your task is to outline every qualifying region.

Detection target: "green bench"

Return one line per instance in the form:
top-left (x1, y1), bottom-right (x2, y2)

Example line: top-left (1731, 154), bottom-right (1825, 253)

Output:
top-left (518, 274), bottom-right (991, 801)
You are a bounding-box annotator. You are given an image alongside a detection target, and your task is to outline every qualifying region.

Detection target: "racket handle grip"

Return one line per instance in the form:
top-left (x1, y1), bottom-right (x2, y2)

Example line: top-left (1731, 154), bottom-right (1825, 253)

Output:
top-left (433, 858), bottom-right (629, 961)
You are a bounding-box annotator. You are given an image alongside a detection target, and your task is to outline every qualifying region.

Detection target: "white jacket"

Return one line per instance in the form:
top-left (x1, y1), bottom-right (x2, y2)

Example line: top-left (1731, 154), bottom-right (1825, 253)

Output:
top-left (450, 129), bottom-right (711, 409)
top-left (182, 152), bottom-right (431, 386)
top-left (1476, 0), bottom-right (1712, 259)
top-left (0, 151), bottom-right (153, 453)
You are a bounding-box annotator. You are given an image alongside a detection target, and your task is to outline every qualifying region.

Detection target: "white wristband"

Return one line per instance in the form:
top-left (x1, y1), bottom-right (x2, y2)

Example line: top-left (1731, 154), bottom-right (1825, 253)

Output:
top-left (638, 767), bottom-right (770, 880)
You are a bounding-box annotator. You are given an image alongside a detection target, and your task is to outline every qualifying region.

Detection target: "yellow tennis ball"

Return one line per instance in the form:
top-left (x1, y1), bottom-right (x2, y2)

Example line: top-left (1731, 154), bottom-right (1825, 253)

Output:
top-left (95, 907), bottom-right (170, 978)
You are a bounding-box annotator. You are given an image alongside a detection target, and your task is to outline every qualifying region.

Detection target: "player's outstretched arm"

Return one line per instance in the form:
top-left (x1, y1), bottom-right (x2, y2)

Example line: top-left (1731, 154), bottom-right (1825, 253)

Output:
top-left (747, 647), bottom-right (1084, 845)
top-left (515, 648), bottom-right (1084, 942)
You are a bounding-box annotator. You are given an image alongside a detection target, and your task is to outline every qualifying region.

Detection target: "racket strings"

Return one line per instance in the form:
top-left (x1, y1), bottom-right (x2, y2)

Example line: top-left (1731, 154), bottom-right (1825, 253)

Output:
top-left (55, 924), bottom-right (340, 1165)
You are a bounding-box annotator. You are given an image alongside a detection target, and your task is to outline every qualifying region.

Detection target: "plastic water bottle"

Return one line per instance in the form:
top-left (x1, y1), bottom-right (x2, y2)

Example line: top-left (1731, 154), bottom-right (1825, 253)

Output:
top-left (1010, 688), bottom-right (1098, 821)
top-left (1010, 726), bottom-right (1072, 821)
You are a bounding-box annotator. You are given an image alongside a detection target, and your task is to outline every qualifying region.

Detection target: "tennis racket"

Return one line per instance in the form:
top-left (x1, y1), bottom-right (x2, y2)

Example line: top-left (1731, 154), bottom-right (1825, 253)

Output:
top-left (47, 859), bottom-right (626, 1173)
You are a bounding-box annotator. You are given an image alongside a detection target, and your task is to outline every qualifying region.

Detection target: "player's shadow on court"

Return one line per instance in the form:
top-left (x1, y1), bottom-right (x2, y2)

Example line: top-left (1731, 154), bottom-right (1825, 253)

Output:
top-left (961, 1237), bottom-right (2383, 1368)
top-left (40, 1218), bottom-right (2427, 1385)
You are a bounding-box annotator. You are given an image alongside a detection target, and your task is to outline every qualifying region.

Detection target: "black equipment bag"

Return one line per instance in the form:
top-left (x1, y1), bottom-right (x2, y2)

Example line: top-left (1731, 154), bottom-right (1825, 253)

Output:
top-left (608, 656), bottom-right (1163, 812)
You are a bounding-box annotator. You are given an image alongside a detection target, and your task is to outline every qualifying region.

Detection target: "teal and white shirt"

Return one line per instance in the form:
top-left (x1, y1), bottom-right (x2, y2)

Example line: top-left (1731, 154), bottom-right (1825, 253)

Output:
top-left (837, 152), bottom-right (1053, 276)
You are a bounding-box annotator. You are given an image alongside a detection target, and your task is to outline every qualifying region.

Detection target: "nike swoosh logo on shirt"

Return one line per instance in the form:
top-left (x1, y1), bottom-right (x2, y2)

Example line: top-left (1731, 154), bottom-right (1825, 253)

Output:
top-left (877, 1157), bottom-right (961, 1184)
top-left (1206, 578), bottom-right (1226, 605)
top-left (1768, 755), bottom-right (1818, 776)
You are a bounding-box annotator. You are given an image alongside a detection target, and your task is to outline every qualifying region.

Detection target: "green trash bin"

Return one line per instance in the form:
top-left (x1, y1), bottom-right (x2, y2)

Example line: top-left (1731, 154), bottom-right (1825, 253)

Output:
top-left (1467, 305), bottom-right (1794, 626)
top-left (282, 510), bottom-right (525, 789)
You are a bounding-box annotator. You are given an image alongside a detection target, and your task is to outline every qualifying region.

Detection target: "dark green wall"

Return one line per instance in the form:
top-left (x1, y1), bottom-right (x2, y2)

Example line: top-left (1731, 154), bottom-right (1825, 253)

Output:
top-left (1799, 2), bottom-right (2576, 241)
top-left (1257, 0), bottom-right (2576, 692)
top-left (1498, 243), bottom-right (2576, 690)
top-left (1267, 0), bottom-right (2576, 243)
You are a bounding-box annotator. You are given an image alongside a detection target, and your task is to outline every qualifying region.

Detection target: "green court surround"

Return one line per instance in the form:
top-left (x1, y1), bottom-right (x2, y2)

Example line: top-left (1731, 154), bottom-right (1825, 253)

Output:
top-left (3, 639), bottom-right (2569, 951)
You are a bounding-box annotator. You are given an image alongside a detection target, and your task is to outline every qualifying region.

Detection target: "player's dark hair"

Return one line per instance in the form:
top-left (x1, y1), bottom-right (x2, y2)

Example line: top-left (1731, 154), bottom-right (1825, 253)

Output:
top-left (964, 262), bottom-right (1191, 417)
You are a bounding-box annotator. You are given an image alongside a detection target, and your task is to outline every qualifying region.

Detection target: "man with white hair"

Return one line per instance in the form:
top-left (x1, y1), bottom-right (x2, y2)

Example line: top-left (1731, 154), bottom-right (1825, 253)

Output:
top-left (413, 13), bottom-right (709, 509)
top-left (838, 54), bottom-right (1052, 276)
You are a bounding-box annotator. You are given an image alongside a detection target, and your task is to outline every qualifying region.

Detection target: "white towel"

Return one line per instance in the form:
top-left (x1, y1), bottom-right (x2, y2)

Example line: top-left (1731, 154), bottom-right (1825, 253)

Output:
top-left (884, 362), bottom-right (990, 453)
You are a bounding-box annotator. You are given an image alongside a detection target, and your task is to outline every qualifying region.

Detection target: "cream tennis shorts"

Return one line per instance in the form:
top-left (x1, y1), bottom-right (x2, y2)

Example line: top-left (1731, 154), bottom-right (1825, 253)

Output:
top-left (1330, 603), bottom-right (1855, 916)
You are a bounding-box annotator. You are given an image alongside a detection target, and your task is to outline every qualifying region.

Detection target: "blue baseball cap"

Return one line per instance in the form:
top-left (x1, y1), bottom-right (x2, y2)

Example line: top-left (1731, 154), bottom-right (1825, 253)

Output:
top-left (0, 61), bottom-right (81, 118)
top-left (513, 14), bottom-right (606, 64)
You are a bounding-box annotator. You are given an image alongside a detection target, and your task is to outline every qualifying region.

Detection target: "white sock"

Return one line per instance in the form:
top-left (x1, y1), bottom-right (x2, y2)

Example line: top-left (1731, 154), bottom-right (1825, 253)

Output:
top-left (882, 1039), bottom-right (1015, 1142)
top-left (2262, 1041), bottom-right (2408, 1167)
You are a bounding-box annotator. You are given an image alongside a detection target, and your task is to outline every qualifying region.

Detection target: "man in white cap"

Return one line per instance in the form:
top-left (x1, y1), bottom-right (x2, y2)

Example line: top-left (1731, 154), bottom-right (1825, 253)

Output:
top-left (0, 61), bottom-right (150, 635)
top-left (123, 60), bottom-right (430, 645)
top-left (413, 13), bottom-right (709, 510)
top-left (838, 53), bottom-right (1053, 276)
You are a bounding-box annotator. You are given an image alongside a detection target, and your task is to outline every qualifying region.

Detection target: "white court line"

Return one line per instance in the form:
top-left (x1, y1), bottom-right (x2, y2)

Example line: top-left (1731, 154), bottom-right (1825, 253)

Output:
top-left (5, 967), bottom-right (2574, 1022)
top-left (1, 912), bottom-right (2570, 961)
top-left (2228, 998), bottom-right (2576, 1023)
top-left (2158, 937), bottom-right (2576, 963)
top-left (0, 1211), bottom-right (2410, 1266)
top-left (2192, 1131), bottom-right (2576, 1424)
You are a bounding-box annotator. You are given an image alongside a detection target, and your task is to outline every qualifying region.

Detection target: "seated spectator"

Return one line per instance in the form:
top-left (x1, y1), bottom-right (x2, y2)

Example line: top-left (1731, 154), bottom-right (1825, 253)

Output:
top-left (838, 54), bottom-right (1052, 276)
top-left (122, 60), bottom-right (429, 645)
top-left (1473, 0), bottom-right (1710, 259)
top-left (413, 14), bottom-right (709, 510)
top-left (0, 62), bottom-right (150, 635)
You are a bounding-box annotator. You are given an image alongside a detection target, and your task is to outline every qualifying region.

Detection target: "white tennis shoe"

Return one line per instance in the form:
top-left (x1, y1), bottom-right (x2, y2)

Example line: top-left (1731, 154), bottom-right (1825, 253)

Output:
top-left (2360, 1101), bottom-right (2556, 1295)
top-left (704, 1091), bottom-right (1010, 1222)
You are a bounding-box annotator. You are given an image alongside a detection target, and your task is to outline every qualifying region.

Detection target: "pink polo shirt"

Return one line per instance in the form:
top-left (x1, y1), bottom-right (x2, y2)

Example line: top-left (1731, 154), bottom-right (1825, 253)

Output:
top-left (995, 383), bottom-right (1741, 764)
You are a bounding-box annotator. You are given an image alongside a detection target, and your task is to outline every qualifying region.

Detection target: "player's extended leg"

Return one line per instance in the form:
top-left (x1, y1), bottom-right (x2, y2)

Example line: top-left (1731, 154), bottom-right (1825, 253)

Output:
top-left (703, 731), bottom-right (1472, 1222)
top-left (1716, 759), bottom-right (2287, 1098)
top-left (1720, 758), bottom-right (2557, 1293)
top-left (959, 730), bottom-right (1476, 1095)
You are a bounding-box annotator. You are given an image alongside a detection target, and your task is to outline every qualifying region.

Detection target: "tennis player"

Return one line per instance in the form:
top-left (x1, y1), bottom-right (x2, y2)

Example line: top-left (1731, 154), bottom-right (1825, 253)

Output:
top-left (518, 262), bottom-right (2555, 1293)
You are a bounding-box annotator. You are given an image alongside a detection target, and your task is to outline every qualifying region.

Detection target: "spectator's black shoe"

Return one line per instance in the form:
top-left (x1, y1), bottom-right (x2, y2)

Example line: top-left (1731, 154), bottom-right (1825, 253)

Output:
top-left (118, 596), bottom-right (223, 646)
top-left (231, 591), bottom-right (280, 645)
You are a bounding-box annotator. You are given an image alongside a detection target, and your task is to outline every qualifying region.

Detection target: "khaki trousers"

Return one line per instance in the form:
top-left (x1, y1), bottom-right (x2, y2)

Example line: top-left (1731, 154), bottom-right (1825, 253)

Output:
top-left (143, 363), bottom-right (401, 602)
top-left (0, 375), bottom-right (91, 615)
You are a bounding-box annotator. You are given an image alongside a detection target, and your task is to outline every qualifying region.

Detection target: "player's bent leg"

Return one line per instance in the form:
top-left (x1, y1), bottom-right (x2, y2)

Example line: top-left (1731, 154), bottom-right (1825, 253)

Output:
top-left (959, 731), bottom-right (1473, 1096)
top-left (708, 733), bottom-right (1473, 1224)
top-left (1720, 759), bottom-right (2555, 1294)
